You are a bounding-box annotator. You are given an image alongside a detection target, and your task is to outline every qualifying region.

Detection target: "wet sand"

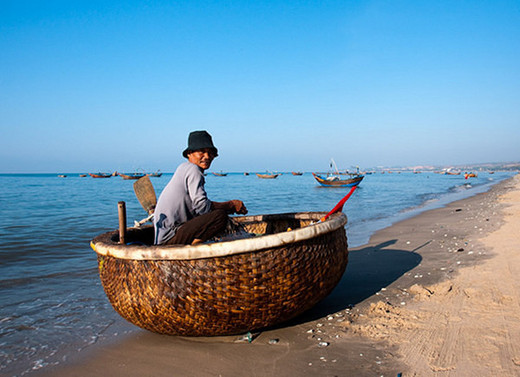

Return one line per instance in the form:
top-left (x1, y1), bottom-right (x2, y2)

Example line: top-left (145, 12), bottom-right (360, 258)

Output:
top-left (31, 174), bottom-right (520, 377)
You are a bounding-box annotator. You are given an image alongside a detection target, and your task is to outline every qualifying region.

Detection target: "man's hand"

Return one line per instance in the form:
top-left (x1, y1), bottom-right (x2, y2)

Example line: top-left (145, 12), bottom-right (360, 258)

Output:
top-left (211, 200), bottom-right (248, 215)
top-left (230, 200), bottom-right (248, 215)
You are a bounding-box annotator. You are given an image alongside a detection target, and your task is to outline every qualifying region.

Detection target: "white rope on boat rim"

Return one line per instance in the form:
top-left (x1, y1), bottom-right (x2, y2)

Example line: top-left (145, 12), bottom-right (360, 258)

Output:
top-left (91, 212), bottom-right (347, 261)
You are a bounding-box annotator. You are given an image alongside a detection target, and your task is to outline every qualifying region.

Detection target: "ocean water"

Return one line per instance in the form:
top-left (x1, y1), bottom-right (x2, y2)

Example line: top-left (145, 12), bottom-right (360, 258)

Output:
top-left (0, 170), bottom-right (515, 376)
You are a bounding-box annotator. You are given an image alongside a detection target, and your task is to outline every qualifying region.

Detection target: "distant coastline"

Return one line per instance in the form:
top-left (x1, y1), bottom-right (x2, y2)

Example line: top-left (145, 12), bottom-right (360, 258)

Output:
top-left (1, 161), bottom-right (519, 176)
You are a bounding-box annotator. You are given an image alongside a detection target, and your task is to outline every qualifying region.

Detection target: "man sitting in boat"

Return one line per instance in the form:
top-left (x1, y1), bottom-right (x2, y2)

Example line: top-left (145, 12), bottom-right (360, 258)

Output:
top-left (154, 130), bottom-right (248, 245)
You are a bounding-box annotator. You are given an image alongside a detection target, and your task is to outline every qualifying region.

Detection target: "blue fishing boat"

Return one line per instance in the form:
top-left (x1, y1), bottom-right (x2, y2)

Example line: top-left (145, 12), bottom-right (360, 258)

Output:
top-left (312, 172), bottom-right (364, 187)
top-left (313, 158), bottom-right (364, 187)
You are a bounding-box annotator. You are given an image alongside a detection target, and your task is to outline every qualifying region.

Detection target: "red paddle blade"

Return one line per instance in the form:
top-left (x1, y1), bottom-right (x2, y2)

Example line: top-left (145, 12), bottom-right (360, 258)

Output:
top-left (320, 186), bottom-right (357, 222)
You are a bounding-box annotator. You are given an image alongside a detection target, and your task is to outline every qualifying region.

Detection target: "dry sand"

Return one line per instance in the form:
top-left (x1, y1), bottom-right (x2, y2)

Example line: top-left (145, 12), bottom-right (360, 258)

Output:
top-left (347, 173), bottom-right (520, 376)
top-left (31, 174), bottom-right (520, 377)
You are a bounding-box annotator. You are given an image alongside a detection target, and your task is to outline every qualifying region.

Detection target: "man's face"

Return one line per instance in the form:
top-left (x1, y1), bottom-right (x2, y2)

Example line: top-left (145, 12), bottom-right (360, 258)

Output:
top-left (187, 148), bottom-right (216, 171)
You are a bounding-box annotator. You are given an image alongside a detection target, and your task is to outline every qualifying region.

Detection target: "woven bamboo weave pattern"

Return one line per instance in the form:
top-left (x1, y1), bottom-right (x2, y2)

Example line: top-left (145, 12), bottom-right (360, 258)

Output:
top-left (93, 212), bottom-right (348, 336)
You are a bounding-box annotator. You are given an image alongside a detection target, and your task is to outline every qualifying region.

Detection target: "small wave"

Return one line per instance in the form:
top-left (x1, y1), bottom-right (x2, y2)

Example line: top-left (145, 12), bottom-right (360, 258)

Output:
top-left (0, 267), bottom-right (98, 289)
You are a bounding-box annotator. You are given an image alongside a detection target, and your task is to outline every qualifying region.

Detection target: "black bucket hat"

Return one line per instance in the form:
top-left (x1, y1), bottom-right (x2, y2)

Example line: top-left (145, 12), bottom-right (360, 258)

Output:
top-left (182, 130), bottom-right (218, 158)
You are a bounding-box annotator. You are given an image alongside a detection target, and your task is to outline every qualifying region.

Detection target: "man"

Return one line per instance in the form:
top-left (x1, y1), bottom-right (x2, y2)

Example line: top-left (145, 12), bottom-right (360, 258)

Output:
top-left (154, 130), bottom-right (247, 245)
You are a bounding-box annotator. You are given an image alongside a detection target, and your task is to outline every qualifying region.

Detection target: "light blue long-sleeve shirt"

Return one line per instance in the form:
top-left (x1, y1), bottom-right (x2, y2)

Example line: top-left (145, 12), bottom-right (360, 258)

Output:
top-left (153, 161), bottom-right (212, 245)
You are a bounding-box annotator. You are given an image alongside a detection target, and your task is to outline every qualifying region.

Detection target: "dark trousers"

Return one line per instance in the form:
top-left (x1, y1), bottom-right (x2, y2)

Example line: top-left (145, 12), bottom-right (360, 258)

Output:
top-left (164, 209), bottom-right (228, 245)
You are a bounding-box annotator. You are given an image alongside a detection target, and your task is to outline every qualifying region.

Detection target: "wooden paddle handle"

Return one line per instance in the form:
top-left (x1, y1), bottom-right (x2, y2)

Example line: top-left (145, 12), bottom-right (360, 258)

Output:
top-left (118, 201), bottom-right (127, 244)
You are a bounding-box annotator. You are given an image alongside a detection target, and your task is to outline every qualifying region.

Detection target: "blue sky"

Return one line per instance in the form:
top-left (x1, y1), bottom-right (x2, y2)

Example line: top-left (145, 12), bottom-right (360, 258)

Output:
top-left (1, 0), bottom-right (519, 173)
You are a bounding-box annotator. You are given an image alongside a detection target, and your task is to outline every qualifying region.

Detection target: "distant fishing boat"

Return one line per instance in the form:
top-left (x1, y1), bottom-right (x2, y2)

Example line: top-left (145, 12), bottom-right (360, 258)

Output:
top-left (212, 172), bottom-right (228, 177)
top-left (445, 171), bottom-right (461, 175)
top-left (57, 174), bottom-right (67, 178)
top-left (464, 172), bottom-right (477, 179)
top-left (312, 173), bottom-right (364, 187)
top-left (256, 173), bottom-right (280, 179)
top-left (89, 173), bottom-right (112, 178)
top-left (147, 170), bottom-right (162, 177)
top-left (79, 174), bottom-right (87, 177)
top-left (244, 172), bottom-right (250, 176)
top-left (118, 172), bottom-right (147, 180)
top-left (292, 172), bottom-right (303, 176)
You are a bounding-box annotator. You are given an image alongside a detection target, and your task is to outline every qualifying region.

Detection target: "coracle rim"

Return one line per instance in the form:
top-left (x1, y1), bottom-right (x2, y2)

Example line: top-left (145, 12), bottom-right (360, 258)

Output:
top-left (91, 211), bottom-right (347, 261)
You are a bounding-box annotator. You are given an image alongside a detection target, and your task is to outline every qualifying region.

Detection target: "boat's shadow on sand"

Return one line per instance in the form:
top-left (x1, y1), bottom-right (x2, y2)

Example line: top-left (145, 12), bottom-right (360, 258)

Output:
top-left (289, 239), bottom-right (422, 325)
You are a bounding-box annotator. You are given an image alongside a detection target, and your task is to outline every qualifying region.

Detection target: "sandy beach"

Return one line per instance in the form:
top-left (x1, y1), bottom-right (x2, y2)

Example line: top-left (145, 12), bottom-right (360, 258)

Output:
top-left (30, 174), bottom-right (520, 377)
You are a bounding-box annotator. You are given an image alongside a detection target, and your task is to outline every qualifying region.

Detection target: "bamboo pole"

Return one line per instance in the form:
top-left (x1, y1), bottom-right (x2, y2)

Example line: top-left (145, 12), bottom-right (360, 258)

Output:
top-left (118, 201), bottom-right (127, 244)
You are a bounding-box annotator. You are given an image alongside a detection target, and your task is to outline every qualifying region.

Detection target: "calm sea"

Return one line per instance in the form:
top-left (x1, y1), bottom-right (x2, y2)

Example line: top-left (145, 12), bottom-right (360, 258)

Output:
top-left (0, 170), bottom-right (515, 376)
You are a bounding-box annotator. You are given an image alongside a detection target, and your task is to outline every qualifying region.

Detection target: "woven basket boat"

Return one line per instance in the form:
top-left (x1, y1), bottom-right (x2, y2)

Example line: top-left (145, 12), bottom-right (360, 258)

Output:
top-left (91, 211), bottom-right (348, 336)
